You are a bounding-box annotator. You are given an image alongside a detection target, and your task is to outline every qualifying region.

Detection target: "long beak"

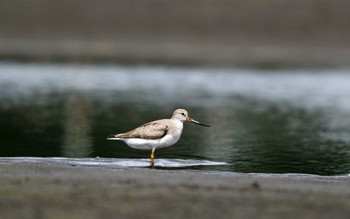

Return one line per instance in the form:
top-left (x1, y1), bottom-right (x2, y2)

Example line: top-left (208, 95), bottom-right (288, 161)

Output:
top-left (186, 117), bottom-right (211, 127)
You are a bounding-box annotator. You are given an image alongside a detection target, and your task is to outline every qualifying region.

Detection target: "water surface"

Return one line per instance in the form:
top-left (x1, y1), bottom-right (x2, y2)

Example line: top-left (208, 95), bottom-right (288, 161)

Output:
top-left (1, 62), bottom-right (350, 175)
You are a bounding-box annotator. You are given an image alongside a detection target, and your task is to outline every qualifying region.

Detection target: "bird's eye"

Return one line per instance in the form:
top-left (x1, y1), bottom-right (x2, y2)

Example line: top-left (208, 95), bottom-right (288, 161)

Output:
top-left (181, 113), bottom-right (186, 116)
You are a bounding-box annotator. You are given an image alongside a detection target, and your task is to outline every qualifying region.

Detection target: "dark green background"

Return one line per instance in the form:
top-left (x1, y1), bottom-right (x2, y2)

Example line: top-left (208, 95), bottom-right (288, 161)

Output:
top-left (1, 63), bottom-right (350, 175)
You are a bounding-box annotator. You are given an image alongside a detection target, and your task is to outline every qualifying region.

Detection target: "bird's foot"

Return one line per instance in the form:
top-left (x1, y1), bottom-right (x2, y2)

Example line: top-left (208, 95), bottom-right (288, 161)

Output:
top-left (150, 159), bottom-right (155, 169)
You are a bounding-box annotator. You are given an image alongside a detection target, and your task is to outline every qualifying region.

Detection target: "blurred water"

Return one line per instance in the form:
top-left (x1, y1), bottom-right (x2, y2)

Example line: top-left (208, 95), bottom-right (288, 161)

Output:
top-left (1, 62), bottom-right (350, 175)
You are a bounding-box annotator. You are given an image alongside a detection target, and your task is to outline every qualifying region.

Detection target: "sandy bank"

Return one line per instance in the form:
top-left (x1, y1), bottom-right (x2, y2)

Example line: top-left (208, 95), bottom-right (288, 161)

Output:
top-left (1, 0), bottom-right (350, 67)
top-left (0, 159), bottom-right (350, 219)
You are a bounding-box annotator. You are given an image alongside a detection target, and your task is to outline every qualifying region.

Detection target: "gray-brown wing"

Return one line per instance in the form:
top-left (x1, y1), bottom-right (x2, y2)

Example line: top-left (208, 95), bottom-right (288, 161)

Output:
top-left (115, 121), bottom-right (169, 139)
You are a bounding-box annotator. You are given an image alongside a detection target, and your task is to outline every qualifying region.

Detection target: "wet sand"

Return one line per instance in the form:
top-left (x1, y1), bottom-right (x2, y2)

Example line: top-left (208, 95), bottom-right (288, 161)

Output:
top-left (1, 160), bottom-right (350, 219)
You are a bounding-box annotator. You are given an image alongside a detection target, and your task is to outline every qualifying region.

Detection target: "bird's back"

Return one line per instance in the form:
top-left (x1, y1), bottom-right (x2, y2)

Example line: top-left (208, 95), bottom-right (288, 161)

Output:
top-left (111, 119), bottom-right (172, 140)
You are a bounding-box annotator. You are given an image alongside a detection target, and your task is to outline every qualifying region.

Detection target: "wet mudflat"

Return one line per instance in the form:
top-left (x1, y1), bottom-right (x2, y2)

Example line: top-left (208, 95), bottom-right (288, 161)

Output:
top-left (1, 160), bottom-right (350, 219)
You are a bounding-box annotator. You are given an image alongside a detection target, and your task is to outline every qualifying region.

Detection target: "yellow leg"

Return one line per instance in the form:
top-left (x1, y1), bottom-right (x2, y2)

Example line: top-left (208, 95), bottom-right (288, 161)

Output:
top-left (150, 148), bottom-right (155, 168)
top-left (151, 148), bottom-right (155, 160)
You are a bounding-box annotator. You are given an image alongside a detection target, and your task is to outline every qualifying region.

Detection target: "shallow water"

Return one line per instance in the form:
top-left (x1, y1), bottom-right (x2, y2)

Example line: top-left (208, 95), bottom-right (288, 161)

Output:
top-left (0, 157), bottom-right (227, 169)
top-left (1, 62), bottom-right (350, 176)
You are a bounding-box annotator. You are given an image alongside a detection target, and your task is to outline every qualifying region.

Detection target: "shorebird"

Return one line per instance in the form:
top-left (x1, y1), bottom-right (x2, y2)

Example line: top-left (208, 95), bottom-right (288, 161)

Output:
top-left (107, 109), bottom-right (210, 164)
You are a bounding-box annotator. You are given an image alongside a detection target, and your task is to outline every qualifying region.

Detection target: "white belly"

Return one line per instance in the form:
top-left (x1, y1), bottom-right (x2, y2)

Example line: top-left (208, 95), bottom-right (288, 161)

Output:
top-left (122, 134), bottom-right (179, 150)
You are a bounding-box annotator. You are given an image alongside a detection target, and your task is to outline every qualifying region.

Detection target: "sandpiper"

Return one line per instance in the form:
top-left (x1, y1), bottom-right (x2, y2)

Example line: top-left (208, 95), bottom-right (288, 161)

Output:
top-left (107, 109), bottom-right (210, 164)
